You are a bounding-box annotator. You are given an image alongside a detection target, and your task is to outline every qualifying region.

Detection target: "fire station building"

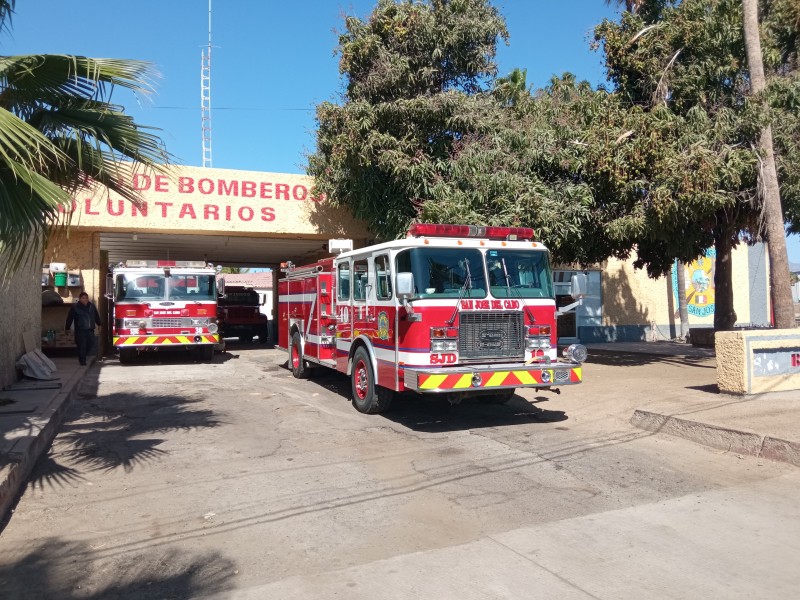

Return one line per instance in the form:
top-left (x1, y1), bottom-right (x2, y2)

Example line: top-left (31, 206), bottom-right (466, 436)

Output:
top-left (0, 164), bottom-right (770, 388)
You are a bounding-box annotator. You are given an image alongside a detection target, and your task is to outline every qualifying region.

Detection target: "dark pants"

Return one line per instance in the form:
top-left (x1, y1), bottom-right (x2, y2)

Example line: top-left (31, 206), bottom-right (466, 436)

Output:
top-left (75, 329), bottom-right (96, 365)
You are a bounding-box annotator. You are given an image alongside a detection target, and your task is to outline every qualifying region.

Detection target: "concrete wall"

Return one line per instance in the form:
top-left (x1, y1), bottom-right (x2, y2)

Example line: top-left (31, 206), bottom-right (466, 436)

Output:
top-left (0, 247), bottom-right (41, 389)
top-left (716, 329), bottom-right (800, 394)
top-left (582, 243), bottom-right (768, 343)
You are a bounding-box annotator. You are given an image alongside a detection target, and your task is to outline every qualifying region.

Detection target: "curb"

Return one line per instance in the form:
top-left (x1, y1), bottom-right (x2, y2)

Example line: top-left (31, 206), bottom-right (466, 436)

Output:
top-left (630, 409), bottom-right (800, 468)
top-left (0, 362), bottom-right (89, 521)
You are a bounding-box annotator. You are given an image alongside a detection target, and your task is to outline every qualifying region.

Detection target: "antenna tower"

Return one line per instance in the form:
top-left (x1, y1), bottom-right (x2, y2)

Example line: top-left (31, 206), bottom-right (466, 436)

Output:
top-left (201, 0), bottom-right (212, 168)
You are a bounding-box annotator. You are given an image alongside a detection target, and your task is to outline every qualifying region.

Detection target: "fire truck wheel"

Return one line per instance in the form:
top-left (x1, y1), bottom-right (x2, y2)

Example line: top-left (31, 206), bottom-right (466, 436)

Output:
top-left (119, 348), bottom-right (136, 364)
top-left (290, 332), bottom-right (310, 379)
top-left (480, 389), bottom-right (516, 404)
top-left (351, 347), bottom-right (393, 414)
top-left (199, 344), bottom-right (214, 361)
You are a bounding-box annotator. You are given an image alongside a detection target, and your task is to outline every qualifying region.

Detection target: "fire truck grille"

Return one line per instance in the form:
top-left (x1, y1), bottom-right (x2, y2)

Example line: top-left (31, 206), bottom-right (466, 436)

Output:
top-left (459, 312), bottom-right (524, 361)
top-left (555, 370), bottom-right (570, 383)
top-left (152, 318), bottom-right (184, 328)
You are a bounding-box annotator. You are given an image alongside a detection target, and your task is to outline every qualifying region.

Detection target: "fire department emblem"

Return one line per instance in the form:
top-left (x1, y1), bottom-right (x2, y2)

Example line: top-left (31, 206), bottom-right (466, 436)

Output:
top-left (377, 312), bottom-right (390, 340)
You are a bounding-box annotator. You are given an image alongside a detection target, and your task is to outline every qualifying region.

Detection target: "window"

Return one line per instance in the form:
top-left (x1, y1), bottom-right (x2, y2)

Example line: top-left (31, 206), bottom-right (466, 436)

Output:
top-left (353, 259), bottom-right (369, 301)
top-left (337, 262), bottom-right (351, 301)
top-left (395, 248), bottom-right (487, 299)
top-left (486, 249), bottom-right (554, 299)
top-left (374, 255), bottom-right (392, 300)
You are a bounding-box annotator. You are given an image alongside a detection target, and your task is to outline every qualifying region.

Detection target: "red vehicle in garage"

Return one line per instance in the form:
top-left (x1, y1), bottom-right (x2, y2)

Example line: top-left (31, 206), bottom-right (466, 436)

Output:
top-left (106, 260), bottom-right (220, 363)
top-left (278, 224), bottom-right (587, 414)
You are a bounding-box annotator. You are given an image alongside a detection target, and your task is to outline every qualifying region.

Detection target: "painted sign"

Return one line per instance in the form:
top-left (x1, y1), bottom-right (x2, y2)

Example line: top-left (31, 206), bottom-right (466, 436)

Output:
top-left (673, 249), bottom-right (716, 317)
top-left (56, 165), bottom-right (370, 238)
top-left (752, 347), bottom-right (800, 377)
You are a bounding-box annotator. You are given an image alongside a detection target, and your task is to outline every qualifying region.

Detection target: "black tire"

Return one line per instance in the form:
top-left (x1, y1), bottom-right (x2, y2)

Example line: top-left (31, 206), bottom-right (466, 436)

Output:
top-left (351, 346), bottom-right (393, 414)
top-left (290, 331), bottom-right (310, 378)
top-left (259, 326), bottom-right (270, 344)
top-left (119, 348), bottom-right (136, 364)
top-left (480, 389), bottom-right (516, 404)
top-left (198, 344), bottom-right (214, 362)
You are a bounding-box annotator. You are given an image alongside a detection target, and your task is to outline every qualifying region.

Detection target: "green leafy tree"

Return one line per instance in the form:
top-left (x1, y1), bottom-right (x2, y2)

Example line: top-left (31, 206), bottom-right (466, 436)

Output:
top-left (595, 0), bottom-right (800, 329)
top-left (0, 0), bottom-right (169, 271)
top-left (308, 0), bottom-right (509, 239)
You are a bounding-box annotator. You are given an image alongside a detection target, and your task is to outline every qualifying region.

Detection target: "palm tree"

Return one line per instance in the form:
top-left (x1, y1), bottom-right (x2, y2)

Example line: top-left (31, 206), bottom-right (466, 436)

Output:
top-left (741, 0), bottom-right (795, 329)
top-left (0, 0), bottom-right (169, 271)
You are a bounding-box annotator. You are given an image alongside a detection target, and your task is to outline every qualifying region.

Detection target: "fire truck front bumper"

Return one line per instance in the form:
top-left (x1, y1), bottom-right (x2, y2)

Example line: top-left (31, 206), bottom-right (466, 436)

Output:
top-left (113, 334), bottom-right (219, 347)
top-left (403, 361), bottom-right (583, 393)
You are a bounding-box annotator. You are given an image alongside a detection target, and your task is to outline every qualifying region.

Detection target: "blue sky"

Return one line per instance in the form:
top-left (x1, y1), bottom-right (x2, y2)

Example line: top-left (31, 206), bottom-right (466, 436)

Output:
top-left (4, 0), bottom-right (799, 262)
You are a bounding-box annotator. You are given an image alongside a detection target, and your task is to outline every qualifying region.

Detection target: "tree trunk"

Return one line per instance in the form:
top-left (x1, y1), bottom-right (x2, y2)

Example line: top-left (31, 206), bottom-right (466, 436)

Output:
top-left (742, 0), bottom-right (796, 329)
top-left (714, 223), bottom-right (737, 331)
top-left (675, 260), bottom-right (690, 340)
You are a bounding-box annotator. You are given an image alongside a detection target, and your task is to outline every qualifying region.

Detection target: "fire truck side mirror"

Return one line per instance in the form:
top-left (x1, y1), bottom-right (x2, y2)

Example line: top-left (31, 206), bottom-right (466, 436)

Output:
top-left (104, 273), bottom-right (113, 300)
top-left (217, 279), bottom-right (225, 297)
top-left (570, 273), bottom-right (588, 299)
top-left (259, 294), bottom-right (266, 306)
top-left (396, 273), bottom-right (415, 299)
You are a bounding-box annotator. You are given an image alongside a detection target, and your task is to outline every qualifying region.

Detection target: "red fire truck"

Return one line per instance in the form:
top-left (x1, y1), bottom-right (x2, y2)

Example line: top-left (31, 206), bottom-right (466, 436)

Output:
top-left (105, 260), bottom-right (221, 363)
top-left (278, 224), bottom-right (587, 414)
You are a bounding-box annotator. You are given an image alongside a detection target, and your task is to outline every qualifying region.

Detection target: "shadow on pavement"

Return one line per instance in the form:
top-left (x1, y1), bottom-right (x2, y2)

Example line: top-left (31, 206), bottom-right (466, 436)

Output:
top-left (587, 352), bottom-right (716, 369)
top-left (28, 391), bottom-right (225, 488)
top-left (0, 537), bottom-right (236, 600)
top-left (301, 367), bottom-right (568, 432)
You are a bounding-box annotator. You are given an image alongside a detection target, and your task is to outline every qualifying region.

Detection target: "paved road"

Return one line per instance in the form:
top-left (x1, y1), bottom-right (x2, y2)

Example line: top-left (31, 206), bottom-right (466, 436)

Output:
top-left (0, 344), bottom-right (797, 599)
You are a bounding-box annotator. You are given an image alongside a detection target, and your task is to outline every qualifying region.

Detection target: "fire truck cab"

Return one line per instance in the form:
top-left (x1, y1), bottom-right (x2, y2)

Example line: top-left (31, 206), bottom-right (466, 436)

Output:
top-left (106, 260), bottom-right (221, 363)
top-left (278, 224), bottom-right (587, 414)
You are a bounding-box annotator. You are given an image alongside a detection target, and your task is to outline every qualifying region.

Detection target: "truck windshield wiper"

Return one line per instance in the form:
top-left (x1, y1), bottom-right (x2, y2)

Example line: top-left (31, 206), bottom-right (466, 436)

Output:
top-left (447, 259), bottom-right (473, 326)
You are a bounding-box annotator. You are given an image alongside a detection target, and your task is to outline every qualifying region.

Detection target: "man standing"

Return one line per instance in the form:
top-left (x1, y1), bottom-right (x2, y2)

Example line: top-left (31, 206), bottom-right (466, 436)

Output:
top-left (65, 291), bottom-right (102, 365)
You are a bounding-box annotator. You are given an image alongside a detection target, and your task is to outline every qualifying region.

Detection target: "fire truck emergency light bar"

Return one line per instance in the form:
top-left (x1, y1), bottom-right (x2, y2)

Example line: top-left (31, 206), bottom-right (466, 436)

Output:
top-left (407, 223), bottom-right (535, 241)
top-left (120, 260), bottom-right (210, 268)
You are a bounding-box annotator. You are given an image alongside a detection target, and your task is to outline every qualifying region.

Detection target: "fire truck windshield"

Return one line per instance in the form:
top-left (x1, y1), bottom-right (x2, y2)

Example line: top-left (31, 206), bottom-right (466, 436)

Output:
top-left (114, 274), bottom-right (216, 302)
top-left (396, 248), bottom-right (487, 298)
top-left (485, 249), bottom-right (554, 299)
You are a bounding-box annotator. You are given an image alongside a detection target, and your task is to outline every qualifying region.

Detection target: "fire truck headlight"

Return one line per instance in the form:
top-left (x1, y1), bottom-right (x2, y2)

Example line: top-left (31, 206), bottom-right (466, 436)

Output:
top-left (190, 318), bottom-right (209, 326)
top-left (123, 318), bottom-right (146, 329)
top-left (526, 337), bottom-right (551, 350)
top-left (431, 339), bottom-right (457, 352)
top-left (562, 343), bottom-right (588, 364)
top-left (207, 322), bottom-right (219, 334)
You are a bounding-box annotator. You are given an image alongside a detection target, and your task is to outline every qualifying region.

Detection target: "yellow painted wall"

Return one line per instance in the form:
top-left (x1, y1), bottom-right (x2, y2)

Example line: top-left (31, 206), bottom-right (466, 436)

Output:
top-left (60, 165), bottom-right (369, 239)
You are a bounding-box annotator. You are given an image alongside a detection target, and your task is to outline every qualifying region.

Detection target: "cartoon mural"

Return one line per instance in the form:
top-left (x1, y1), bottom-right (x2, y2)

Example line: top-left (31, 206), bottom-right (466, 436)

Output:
top-left (673, 249), bottom-right (716, 317)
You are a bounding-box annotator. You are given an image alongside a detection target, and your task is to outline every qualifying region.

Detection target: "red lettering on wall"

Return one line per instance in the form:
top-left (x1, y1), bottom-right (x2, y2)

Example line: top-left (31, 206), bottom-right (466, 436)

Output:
top-left (260, 182), bottom-right (273, 199)
top-left (107, 199), bottom-right (124, 216)
top-left (178, 177), bottom-right (194, 193)
top-left (241, 181), bottom-right (256, 198)
top-left (154, 175), bottom-right (169, 192)
top-left (792, 353), bottom-right (800, 368)
top-left (238, 206), bottom-right (254, 221)
top-left (85, 198), bottom-right (99, 215)
top-left (58, 200), bottom-right (78, 214)
top-left (275, 183), bottom-right (290, 200)
top-left (292, 185), bottom-right (308, 201)
top-left (219, 179), bottom-right (238, 196)
top-left (204, 204), bottom-right (219, 220)
top-left (155, 201), bottom-right (172, 217)
top-left (260, 207), bottom-right (275, 221)
top-left (133, 174), bottom-right (151, 190)
top-left (225, 205), bottom-right (232, 221)
top-left (132, 201), bottom-right (148, 217)
top-left (179, 203), bottom-right (197, 219)
top-left (198, 178), bottom-right (214, 195)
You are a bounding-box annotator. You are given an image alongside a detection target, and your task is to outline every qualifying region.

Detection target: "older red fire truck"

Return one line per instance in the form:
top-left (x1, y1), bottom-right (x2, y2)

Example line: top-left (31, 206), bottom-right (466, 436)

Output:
top-left (106, 260), bottom-right (220, 363)
top-left (278, 224), bottom-right (587, 414)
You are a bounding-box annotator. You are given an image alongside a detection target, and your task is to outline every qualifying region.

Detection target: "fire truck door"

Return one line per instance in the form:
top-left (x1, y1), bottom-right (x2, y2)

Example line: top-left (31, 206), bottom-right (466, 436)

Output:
top-left (335, 260), bottom-right (353, 371)
top-left (351, 257), bottom-right (374, 337)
